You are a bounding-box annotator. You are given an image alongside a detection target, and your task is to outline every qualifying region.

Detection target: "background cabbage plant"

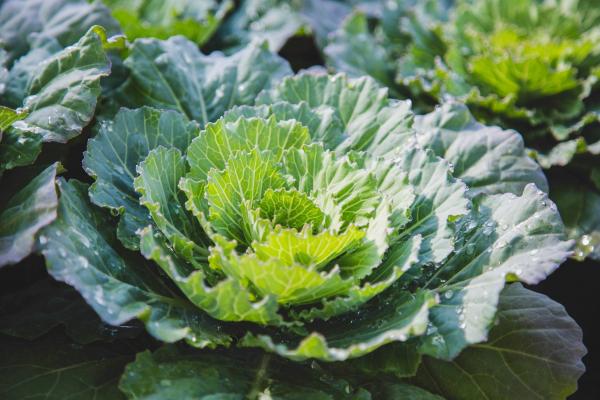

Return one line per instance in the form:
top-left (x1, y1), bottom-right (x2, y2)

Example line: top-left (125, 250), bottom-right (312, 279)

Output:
top-left (324, 0), bottom-right (600, 261)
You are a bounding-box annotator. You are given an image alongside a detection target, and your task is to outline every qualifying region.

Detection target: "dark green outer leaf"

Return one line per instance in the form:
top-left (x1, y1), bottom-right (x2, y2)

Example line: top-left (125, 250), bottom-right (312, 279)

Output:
top-left (0, 332), bottom-right (132, 400)
top-left (119, 346), bottom-right (373, 400)
top-left (413, 284), bottom-right (586, 400)
top-left (18, 25), bottom-right (112, 143)
top-left (551, 179), bottom-right (600, 260)
top-left (40, 179), bottom-right (232, 349)
top-left (0, 126), bottom-right (42, 171)
top-left (0, 277), bottom-right (141, 344)
top-left (0, 162), bottom-right (58, 266)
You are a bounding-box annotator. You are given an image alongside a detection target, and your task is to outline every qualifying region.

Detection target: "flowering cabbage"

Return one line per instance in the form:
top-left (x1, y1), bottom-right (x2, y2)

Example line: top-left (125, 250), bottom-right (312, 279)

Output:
top-left (20, 27), bottom-right (584, 396)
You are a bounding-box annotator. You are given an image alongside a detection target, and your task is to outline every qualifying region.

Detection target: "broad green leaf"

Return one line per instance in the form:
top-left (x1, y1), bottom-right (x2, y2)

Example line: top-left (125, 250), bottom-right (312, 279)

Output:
top-left (324, 12), bottom-right (395, 88)
top-left (533, 138), bottom-right (587, 169)
top-left (15, 26), bottom-right (111, 143)
top-left (119, 346), bottom-right (372, 400)
top-left (415, 102), bottom-right (548, 195)
top-left (395, 147), bottom-right (469, 265)
top-left (0, 105), bottom-right (27, 132)
top-left (135, 147), bottom-right (209, 264)
top-left (213, 0), bottom-right (306, 51)
top-left (0, 163), bottom-right (58, 266)
top-left (40, 179), bottom-right (232, 348)
top-left (240, 289), bottom-right (435, 361)
top-left (0, 0), bottom-right (120, 63)
top-left (118, 38), bottom-right (291, 125)
top-left (0, 331), bottom-right (134, 400)
top-left (258, 73), bottom-right (415, 155)
top-left (84, 107), bottom-right (199, 249)
top-left (418, 185), bottom-right (572, 359)
top-left (186, 116), bottom-right (309, 181)
top-left (552, 180), bottom-right (600, 260)
top-left (103, 0), bottom-right (232, 45)
top-left (0, 125), bottom-right (43, 171)
top-left (414, 284), bottom-right (586, 400)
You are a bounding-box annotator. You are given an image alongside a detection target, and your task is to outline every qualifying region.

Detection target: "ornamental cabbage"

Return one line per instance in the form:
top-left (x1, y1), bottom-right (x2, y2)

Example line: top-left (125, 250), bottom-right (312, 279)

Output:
top-left (324, 0), bottom-right (600, 260)
top-left (36, 32), bottom-right (572, 370)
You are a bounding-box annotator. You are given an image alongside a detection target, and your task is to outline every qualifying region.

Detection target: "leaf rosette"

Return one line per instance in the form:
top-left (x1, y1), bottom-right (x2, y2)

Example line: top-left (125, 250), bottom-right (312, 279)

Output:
top-left (41, 54), bottom-right (572, 367)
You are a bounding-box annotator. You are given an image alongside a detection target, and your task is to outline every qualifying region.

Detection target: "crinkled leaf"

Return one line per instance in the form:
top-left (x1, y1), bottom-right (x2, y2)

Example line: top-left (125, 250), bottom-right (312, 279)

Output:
top-left (205, 149), bottom-right (288, 245)
top-left (140, 227), bottom-right (286, 327)
top-left (414, 284), bottom-right (586, 400)
top-left (0, 162), bottom-right (58, 266)
top-left (221, 102), bottom-right (346, 150)
top-left (186, 116), bottom-right (309, 181)
top-left (40, 179), bottom-right (231, 348)
top-left (135, 147), bottom-right (209, 263)
top-left (258, 73), bottom-right (415, 155)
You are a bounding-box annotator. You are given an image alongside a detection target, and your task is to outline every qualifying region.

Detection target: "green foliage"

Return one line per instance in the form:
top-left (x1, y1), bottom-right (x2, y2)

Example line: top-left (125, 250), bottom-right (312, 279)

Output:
top-left (0, 2), bottom-right (590, 398)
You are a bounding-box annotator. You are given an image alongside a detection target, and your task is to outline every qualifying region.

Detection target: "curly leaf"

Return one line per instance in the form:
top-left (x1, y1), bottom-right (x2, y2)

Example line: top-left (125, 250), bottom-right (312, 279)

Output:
top-left (135, 147), bottom-right (209, 263)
